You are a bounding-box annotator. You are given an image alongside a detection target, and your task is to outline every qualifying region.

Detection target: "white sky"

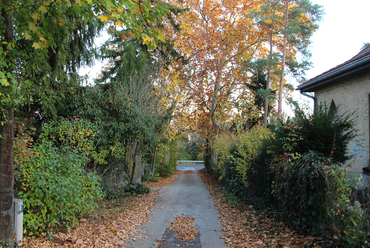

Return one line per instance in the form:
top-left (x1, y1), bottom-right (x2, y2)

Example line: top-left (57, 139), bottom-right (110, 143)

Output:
top-left (291, 0), bottom-right (370, 112)
top-left (307, 0), bottom-right (370, 78)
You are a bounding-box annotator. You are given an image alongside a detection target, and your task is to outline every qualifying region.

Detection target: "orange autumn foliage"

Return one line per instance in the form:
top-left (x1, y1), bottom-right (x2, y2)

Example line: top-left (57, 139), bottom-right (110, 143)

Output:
top-left (165, 0), bottom-right (268, 146)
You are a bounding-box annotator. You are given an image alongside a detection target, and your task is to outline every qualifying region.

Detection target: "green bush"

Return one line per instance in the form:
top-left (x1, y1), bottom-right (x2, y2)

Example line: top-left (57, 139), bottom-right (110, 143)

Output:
top-left (213, 126), bottom-right (274, 199)
top-left (268, 105), bottom-right (370, 244)
top-left (102, 181), bottom-right (151, 199)
top-left (142, 166), bottom-right (159, 183)
top-left (272, 151), bottom-right (331, 235)
top-left (272, 151), bottom-right (369, 245)
top-left (156, 139), bottom-right (178, 178)
top-left (123, 182), bottom-right (151, 195)
top-left (38, 117), bottom-right (108, 167)
top-left (272, 103), bottom-right (357, 164)
top-left (16, 142), bottom-right (104, 236)
top-left (233, 126), bottom-right (274, 189)
top-left (212, 104), bottom-right (369, 245)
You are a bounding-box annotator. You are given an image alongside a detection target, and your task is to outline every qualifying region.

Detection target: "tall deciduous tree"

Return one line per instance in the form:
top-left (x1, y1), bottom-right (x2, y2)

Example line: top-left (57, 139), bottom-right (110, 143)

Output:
top-left (167, 0), bottom-right (266, 171)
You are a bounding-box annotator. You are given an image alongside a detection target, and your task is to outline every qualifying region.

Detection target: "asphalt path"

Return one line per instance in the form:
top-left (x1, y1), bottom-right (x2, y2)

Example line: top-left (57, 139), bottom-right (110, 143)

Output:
top-left (176, 164), bottom-right (205, 171)
top-left (126, 167), bottom-right (226, 248)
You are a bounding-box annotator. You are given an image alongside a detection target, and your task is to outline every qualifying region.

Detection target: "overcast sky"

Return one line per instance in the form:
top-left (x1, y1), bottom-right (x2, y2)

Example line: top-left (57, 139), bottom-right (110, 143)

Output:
top-left (291, 0), bottom-right (370, 112)
top-left (306, 0), bottom-right (370, 79)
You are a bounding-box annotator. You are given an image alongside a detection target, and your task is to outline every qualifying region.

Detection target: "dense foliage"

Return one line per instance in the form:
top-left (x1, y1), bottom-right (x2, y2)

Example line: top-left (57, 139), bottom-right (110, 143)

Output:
top-left (272, 104), bottom-right (357, 164)
top-left (14, 121), bottom-right (104, 236)
top-left (213, 104), bottom-right (369, 246)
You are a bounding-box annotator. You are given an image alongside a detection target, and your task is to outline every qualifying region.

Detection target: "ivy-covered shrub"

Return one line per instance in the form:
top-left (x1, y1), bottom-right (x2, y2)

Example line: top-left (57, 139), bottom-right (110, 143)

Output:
top-left (212, 131), bottom-right (239, 180)
top-left (272, 151), bottom-right (369, 245)
top-left (16, 142), bottom-right (104, 236)
top-left (102, 181), bottom-right (151, 199)
top-left (272, 152), bottom-right (334, 235)
top-left (212, 104), bottom-right (369, 245)
top-left (101, 165), bottom-right (128, 200)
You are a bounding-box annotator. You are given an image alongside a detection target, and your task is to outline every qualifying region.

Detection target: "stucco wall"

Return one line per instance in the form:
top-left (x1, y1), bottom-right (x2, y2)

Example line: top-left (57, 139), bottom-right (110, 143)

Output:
top-left (315, 73), bottom-right (370, 172)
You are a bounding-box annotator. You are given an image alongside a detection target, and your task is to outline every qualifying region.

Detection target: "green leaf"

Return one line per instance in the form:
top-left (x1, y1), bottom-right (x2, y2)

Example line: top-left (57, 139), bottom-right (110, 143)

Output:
top-left (0, 78), bottom-right (9, 86)
top-left (39, 6), bottom-right (47, 14)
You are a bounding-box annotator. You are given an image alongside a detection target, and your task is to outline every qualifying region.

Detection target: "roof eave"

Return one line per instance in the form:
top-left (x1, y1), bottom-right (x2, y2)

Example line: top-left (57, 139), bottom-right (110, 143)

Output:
top-left (297, 56), bottom-right (370, 93)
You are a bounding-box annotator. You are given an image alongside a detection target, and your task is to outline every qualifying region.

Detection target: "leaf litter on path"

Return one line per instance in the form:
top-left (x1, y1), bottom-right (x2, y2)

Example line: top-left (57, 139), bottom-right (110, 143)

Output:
top-left (21, 170), bottom-right (182, 248)
top-left (170, 216), bottom-right (198, 241)
top-left (197, 170), bottom-right (324, 248)
top-left (15, 169), bottom-right (324, 248)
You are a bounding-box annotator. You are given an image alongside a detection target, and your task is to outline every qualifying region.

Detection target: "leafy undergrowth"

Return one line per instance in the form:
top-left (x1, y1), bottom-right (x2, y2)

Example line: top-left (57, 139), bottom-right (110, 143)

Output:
top-left (20, 171), bottom-right (182, 248)
top-left (197, 170), bottom-right (324, 248)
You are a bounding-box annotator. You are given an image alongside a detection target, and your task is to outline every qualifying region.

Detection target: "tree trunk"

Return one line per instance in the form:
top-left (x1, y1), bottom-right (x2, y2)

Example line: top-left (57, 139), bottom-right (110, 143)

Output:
top-left (263, 3), bottom-right (276, 128)
top-left (0, 0), bottom-right (15, 245)
top-left (129, 141), bottom-right (140, 184)
top-left (210, 79), bottom-right (221, 129)
top-left (150, 148), bottom-right (157, 177)
top-left (163, 148), bottom-right (170, 165)
top-left (204, 138), bottom-right (211, 173)
top-left (0, 108), bottom-right (14, 246)
top-left (277, 1), bottom-right (289, 119)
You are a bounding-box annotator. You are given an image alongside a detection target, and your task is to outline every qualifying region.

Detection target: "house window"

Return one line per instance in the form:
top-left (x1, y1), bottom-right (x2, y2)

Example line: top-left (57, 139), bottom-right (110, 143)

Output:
top-left (328, 100), bottom-right (339, 121)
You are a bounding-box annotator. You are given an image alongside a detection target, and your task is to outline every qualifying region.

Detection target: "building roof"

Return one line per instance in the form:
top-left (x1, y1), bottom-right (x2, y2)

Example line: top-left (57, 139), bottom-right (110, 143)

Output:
top-left (297, 44), bottom-right (370, 92)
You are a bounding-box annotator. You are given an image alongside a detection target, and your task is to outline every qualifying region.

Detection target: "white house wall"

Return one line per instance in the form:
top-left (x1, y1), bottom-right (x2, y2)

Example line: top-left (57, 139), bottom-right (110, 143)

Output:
top-left (315, 73), bottom-right (370, 172)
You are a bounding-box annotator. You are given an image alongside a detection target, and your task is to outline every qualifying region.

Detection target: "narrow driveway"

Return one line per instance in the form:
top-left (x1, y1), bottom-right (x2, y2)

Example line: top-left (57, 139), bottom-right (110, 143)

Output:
top-left (176, 164), bottom-right (205, 171)
top-left (127, 170), bottom-right (226, 248)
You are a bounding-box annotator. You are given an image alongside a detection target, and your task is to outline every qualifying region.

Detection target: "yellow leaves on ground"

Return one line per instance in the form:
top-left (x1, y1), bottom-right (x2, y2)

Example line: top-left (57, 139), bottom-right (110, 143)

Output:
top-left (22, 192), bottom-right (158, 247)
top-left (143, 170), bottom-right (182, 188)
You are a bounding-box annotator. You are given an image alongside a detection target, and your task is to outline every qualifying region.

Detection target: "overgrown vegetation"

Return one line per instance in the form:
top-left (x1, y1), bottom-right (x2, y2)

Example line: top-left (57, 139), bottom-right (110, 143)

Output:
top-left (213, 104), bottom-right (370, 246)
top-left (14, 121), bottom-right (104, 236)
